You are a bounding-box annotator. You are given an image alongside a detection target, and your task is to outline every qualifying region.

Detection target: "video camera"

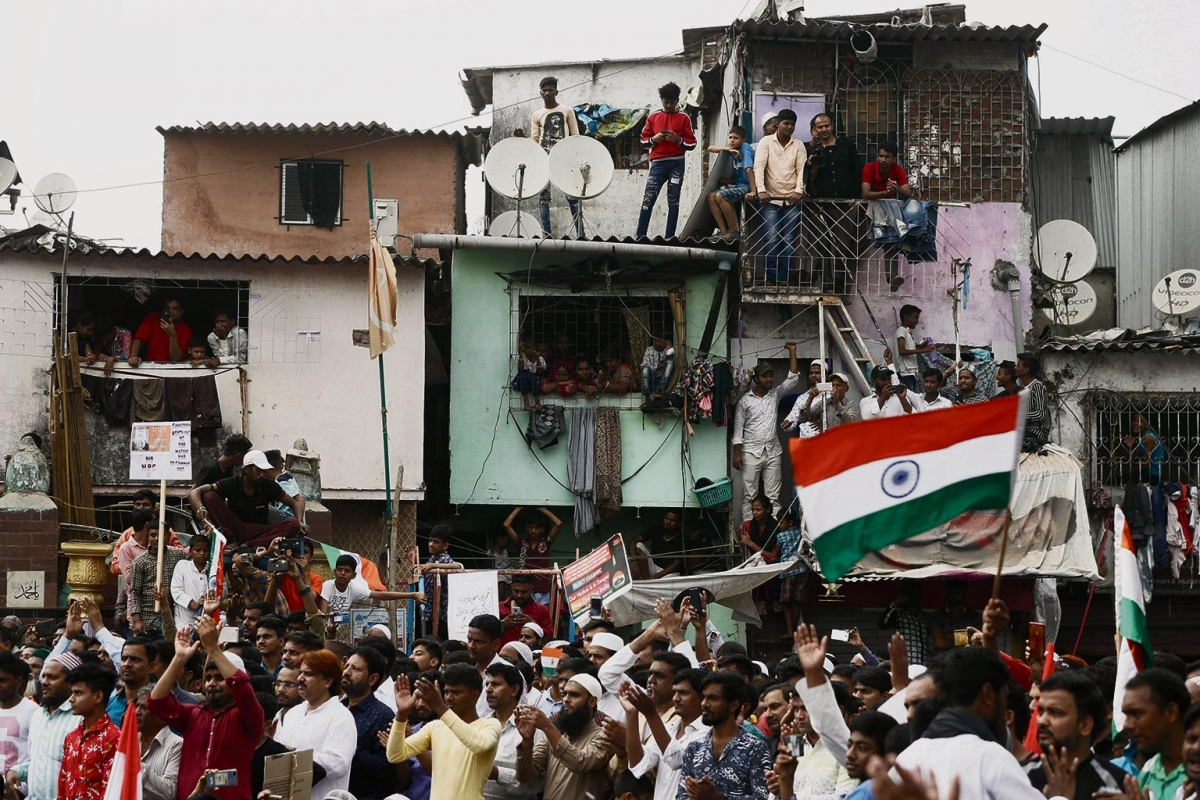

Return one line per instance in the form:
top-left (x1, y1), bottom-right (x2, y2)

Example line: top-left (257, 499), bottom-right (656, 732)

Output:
top-left (266, 536), bottom-right (308, 573)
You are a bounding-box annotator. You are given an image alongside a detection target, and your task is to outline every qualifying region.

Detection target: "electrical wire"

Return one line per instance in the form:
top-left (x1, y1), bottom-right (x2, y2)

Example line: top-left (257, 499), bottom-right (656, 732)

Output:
top-left (456, 387), bottom-right (509, 510)
top-left (1041, 45), bottom-right (1193, 103)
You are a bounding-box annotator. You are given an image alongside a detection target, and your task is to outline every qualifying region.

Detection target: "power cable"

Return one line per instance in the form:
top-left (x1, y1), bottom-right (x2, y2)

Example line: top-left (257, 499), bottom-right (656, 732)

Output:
top-left (1042, 45), bottom-right (1193, 103)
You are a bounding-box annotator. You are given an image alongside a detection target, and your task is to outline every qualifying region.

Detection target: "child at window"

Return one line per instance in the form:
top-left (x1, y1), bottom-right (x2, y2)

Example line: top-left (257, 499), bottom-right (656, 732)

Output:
top-left (774, 505), bottom-right (809, 638)
top-left (636, 82), bottom-right (696, 239)
top-left (705, 125), bottom-right (757, 240)
top-left (512, 339), bottom-right (545, 409)
top-left (555, 366), bottom-right (579, 398)
top-left (501, 506), bottom-right (562, 605)
top-left (188, 337), bottom-right (216, 368)
top-left (640, 335), bottom-right (676, 401)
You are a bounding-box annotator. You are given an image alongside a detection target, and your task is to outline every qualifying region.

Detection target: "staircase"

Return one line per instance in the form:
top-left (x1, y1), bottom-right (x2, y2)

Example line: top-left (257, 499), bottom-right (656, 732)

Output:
top-left (819, 297), bottom-right (876, 395)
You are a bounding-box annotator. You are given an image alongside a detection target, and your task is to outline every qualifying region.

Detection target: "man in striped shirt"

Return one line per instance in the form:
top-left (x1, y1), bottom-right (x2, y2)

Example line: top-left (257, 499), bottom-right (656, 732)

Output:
top-left (4, 652), bottom-right (82, 800)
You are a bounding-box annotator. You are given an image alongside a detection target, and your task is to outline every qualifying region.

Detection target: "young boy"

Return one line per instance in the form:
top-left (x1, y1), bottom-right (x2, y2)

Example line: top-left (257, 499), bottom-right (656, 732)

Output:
top-left (512, 338), bottom-right (546, 410)
top-left (61, 663), bottom-right (119, 800)
top-left (319, 554), bottom-right (425, 635)
top-left (170, 534), bottom-right (211, 631)
top-left (188, 337), bottom-right (215, 368)
top-left (640, 335), bottom-right (676, 401)
top-left (893, 304), bottom-right (932, 391)
top-left (529, 76), bottom-right (580, 235)
top-left (706, 125), bottom-right (757, 239)
top-left (418, 525), bottom-right (462, 629)
top-left (636, 82), bottom-right (696, 239)
top-left (501, 507), bottom-right (562, 605)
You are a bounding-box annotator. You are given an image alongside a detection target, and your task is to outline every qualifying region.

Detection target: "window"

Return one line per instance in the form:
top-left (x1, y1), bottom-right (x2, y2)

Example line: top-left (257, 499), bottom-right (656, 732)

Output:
top-left (279, 159), bottom-right (344, 226)
top-left (599, 119), bottom-right (650, 170)
top-left (1087, 392), bottom-right (1200, 488)
top-left (510, 289), bottom-right (679, 409)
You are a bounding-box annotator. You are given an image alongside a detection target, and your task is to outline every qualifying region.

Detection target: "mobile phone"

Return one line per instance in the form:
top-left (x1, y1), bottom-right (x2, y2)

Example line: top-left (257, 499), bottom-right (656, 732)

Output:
top-left (589, 596), bottom-right (603, 619)
top-left (688, 588), bottom-right (705, 614)
top-left (1028, 622), bottom-right (1046, 657)
top-left (511, 603), bottom-right (521, 616)
top-left (954, 629), bottom-right (969, 647)
top-left (830, 628), bottom-right (850, 642)
top-left (785, 733), bottom-right (806, 757)
top-left (816, 382), bottom-right (833, 392)
top-left (205, 770), bottom-right (238, 789)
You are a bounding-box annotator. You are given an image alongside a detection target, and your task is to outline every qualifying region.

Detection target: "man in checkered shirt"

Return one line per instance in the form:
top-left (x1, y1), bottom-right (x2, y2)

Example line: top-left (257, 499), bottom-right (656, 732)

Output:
top-left (878, 580), bottom-right (935, 665)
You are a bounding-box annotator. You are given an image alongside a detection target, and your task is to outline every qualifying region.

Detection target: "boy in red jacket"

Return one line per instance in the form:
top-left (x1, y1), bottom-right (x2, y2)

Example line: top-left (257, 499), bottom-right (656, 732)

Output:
top-left (636, 81), bottom-right (696, 239)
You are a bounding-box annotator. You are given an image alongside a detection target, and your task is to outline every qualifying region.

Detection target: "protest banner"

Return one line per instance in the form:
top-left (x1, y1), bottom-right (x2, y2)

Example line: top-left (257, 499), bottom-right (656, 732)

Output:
top-left (446, 570), bottom-right (499, 641)
top-left (561, 533), bottom-right (633, 623)
top-left (129, 421), bottom-right (192, 613)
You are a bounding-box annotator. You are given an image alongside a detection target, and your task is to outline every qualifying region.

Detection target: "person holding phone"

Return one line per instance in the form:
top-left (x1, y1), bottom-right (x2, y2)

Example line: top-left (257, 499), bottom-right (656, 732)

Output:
top-left (858, 349), bottom-right (916, 420)
top-left (128, 297), bottom-right (192, 366)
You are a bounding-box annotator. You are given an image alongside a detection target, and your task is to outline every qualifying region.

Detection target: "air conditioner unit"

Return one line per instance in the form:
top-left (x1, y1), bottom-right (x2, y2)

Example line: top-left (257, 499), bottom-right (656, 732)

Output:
top-left (373, 199), bottom-right (399, 250)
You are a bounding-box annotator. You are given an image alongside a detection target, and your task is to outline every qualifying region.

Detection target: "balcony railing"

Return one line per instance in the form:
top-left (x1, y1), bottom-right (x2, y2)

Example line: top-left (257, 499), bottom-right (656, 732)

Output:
top-left (738, 198), bottom-right (971, 301)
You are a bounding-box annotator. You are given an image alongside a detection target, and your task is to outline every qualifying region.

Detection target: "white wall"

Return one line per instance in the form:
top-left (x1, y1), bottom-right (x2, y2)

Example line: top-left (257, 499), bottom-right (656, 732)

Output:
top-left (0, 250), bottom-right (424, 498)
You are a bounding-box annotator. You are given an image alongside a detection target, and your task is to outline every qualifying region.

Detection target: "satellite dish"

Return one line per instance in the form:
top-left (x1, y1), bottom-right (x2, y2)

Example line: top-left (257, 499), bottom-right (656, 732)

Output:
top-left (548, 136), bottom-right (614, 199)
top-left (29, 209), bottom-right (60, 228)
top-left (0, 159), bottom-right (17, 194)
top-left (483, 138), bottom-right (549, 200)
top-left (1034, 220), bottom-right (1097, 284)
top-left (1152, 268), bottom-right (1200, 316)
top-left (488, 211), bottom-right (544, 238)
top-left (33, 173), bottom-right (77, 214)
top-left (1050, 280), bottom-right (1097, 326)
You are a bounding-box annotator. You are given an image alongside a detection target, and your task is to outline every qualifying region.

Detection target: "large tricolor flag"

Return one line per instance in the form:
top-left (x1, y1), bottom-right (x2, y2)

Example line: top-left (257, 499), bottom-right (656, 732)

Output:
top-left (318, 543), bottom-right (388, 591)
top-left (1112, 504), bottom-right (1153, 734)
top-left (102, 696), bottom-right (141, 800)
top-left (790, 393), bottom-right (1026, 581)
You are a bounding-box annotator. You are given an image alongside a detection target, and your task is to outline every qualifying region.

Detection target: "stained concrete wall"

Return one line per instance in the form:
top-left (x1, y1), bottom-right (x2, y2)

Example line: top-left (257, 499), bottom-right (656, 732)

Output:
top-left (0, 250), bottom-right (424, 499)
top-left (160, 131), bottom-right (462, 259)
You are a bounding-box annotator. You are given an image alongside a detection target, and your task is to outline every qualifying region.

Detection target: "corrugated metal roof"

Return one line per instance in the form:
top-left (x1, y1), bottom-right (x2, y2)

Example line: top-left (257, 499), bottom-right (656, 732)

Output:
top-left (1041, 336), bottom-right (1200, 353)
top-left (1039, 117), bottom-right (1116, 137)
top-left (155, 121), bottom-right (475, 139)
top-left (1115, 98), bottom-right (1200, 153)
top-left (732, 17), bottom-right (1046, 44)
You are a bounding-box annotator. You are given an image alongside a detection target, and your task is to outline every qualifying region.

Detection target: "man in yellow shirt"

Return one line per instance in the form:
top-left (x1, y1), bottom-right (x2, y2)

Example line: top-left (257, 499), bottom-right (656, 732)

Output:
top-left (387, 663), bottom-right (501, 800)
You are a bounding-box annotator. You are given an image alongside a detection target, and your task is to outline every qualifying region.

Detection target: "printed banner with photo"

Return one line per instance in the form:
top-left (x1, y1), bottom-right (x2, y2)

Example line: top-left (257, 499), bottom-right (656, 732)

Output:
top-left (561, 533), bottom-right (633, 623)
top-left (129, 421), bottom-right (192, 481)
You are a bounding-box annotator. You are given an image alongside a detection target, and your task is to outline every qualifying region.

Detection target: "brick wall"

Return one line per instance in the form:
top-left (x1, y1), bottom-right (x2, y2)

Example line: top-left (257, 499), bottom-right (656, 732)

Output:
top-left (0, 506), bottom-right (61, 606)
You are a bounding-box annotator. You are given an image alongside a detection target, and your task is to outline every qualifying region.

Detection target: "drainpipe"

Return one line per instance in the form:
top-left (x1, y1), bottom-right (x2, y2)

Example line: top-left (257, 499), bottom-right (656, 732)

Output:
top-left (412, 234), bottom-right (735, 264)
top-left (1005, 267), bottom-right (1024, 355)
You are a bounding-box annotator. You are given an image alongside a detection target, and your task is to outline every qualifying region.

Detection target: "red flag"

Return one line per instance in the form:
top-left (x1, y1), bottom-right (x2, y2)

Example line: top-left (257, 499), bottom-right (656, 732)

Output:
top-left (102, 700), bottom-right (142, 800)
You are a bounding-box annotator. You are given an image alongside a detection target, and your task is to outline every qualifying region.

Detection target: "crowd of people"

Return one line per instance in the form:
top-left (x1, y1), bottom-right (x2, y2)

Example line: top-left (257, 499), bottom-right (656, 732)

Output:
top-left (4, 573), bottom-right (1199, 800)
top-left (512, 331), bottom-right (677, 411)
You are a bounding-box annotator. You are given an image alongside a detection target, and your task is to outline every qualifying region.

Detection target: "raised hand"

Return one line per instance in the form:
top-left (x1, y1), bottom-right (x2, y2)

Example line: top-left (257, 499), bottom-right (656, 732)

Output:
top-left (1041, 745), bottom-right (1078, 799)
top-left (515, 706), bottom-right (538, 740)
top-left (793, 623), bottom-right (829, 676)
top-left (848, 627), bottom-right (866, 651)
top-left (414, 678), bottom-right (448, 717)
top-left (195, 615), bottom-right (220, 652)
top-left (620, 682), bottom-right (656, 716)
top-left (175, 626), bottom-right (201, 660)
top-left (655, 598), bottom-right (681, 630)
top-left (888, 632), bottom-right (910, 691)
top-left (601, 717), bottom-right (627, 756)
top-left (393, 675), bottom-right (416, 719)
top-left (202, 589), bottom-right (222, 617)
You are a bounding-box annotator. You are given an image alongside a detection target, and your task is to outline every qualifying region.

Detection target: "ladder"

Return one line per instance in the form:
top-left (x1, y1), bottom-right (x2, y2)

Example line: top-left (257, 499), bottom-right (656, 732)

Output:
top-left (818, 296), bottom-right (876, 396)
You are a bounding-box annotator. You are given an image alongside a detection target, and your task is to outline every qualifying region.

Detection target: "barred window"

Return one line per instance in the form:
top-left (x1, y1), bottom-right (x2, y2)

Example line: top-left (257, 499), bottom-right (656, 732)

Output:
top-left (1087, 392), bottom-right (1200, 488)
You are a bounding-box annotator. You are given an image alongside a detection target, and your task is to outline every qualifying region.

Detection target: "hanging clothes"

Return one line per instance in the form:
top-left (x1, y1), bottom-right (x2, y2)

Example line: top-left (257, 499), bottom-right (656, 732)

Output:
top-left (710, 360), bottom-right (734, 427)
top-left (525, 406), bottom-right (565, 450)
top-left (1165, 482), bottom-right (1194, 578)
top-left (130, 378), bottom-right (168, 422)
top-left (679, 355), bottom-right (715, 421)
top-left (594, 407), bottom-right (622, 518)
top-left (165, 375), bottom-right (223, 430)
top-left (568, 406), bottom-right (598, 535)
top-left (99, 379), bottom-right (132, 426)
top-left (1122, 483), bottom-right (1154, 540)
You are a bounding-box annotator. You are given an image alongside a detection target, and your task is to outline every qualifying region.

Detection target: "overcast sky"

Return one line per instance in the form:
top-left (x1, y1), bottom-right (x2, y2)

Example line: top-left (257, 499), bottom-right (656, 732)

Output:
top-left (6, 0), bottom-right (1197, 249)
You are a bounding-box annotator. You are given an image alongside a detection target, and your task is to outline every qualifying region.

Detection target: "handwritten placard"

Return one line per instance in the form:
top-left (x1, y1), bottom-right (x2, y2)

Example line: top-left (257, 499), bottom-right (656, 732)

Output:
top-left (7, 571), bottom-right (44, 608)
top-left (446, 571), bottom-right (499, 642)
top-left (561, 533), bottom-right (633, 623)
top-left (129, 421), bottom-right (192, 481)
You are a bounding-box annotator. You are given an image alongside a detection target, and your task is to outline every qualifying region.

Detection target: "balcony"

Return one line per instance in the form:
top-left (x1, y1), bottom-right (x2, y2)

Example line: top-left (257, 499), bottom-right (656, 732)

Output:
top-left (738, 198), bottom-right (972, 304)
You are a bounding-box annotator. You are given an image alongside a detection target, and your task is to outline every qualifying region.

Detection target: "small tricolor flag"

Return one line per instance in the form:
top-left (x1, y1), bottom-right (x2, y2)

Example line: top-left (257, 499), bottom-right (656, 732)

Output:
top-left (540, 646), bottom-right (564, 677)
top-left (1112, 504), bottom-right (1153, 735)
top-left (791, 394), bottom-right (1026, 581)
top-left (102, 696), bottom-right (141, 800)
top-left (205, 526), bottom-right (228, 611)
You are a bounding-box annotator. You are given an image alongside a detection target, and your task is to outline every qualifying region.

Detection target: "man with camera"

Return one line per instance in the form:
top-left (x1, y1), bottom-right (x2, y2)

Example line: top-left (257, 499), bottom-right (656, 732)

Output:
top-left (858, 350), bottom-right (916, 420)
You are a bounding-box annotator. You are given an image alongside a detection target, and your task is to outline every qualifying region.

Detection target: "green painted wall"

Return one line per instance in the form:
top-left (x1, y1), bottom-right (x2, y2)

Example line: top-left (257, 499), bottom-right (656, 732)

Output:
top-left (448, 249), bottom-right (729, 511)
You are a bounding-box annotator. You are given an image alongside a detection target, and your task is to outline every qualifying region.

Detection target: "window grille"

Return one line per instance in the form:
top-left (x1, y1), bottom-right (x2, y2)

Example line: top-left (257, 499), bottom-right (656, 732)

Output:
top-left (280, 160), bottom-right (344, 226)
top-left (1086, 392), bottom-right (1200, 491)
top-left (509, 287), bottom-right (679, 410)
top-left (599, 118), bottom-right (650, 170)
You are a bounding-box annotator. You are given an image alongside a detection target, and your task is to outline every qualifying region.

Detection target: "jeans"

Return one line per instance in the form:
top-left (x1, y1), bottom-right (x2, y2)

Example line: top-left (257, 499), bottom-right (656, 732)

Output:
top-left (640, 361), bottom-right (675, 396)
top-left (539, 189), bottom-right (579, 236)
top-left (760, 203), bottom-right (801, 282)
top-left (636, 159), bottom-right (685, 238)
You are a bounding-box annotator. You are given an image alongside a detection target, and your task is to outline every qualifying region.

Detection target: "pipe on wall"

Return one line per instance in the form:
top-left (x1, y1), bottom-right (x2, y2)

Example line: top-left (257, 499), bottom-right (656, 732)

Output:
top-left (412, 234), bottom-right (736, 263)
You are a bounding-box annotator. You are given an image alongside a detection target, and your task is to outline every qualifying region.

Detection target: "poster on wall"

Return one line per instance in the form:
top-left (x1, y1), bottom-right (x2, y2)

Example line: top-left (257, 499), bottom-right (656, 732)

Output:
top-left (129, 421), bottom-right (192, 481)
top-left (561, 534), bottom-right (633, 623)
top-left (446, 571), bottom-right (499, 642)
top-left (351, 605), bottom-right (407, 653)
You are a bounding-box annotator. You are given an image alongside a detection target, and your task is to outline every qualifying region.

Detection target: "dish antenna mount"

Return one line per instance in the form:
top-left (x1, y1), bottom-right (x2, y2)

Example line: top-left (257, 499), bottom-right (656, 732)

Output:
top-left (483, 138), bottom-right (549, 239)
top-left (548, 136), bottom-right (614, 238)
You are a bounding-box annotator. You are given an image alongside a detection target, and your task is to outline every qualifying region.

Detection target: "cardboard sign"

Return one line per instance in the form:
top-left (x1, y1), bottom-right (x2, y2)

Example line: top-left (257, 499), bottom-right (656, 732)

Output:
top-left (129, 421), bottom-right (192, 480)
top-left (561, 534), bottom-right (633, 623)
top-left (446, 570), bottom-right (499, 642)
top-left (264, 749), bottom-right (313, 800)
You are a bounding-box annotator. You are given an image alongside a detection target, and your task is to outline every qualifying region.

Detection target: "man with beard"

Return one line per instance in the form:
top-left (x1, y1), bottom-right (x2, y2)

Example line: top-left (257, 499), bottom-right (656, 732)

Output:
top-left (754, 682), bottom-right (796, 752)
top-left (342, 646), bottom-right (396, 800)
top-left (676, 670), bottom-right (771, 800)
top-left (1023, 671), bottom-right (1128, 798)
top-left (625, 668), bottom-right (708, 800)
top-left (1120, 668), bottom-right (1189, 800)
top-left (106, 636), bottom-right (154, 728)
top-left (273, 665), bottom-right (303, 724)
top-left (4, 652), bottom-right (73, 800)
top-left (387, 663), bottom-right (501, 800)
top-left (148, 617), bottom-right (264, 800)
top-left (516, 673), bottom-right (612, 800)
top-left (483, 661), bottom-right (538, 800)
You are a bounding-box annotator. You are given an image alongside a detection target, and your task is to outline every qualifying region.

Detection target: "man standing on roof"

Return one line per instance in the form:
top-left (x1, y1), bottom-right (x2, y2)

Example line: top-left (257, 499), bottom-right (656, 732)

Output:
top-left (526, 76), bottom-right (580, 236)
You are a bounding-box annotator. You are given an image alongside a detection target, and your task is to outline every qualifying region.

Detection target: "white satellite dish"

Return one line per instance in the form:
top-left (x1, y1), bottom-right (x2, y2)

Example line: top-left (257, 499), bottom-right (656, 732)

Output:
top-left (1050, 280), bottom-right (1097, 326)
top-left (489, 210), bottom-right (544, 238)
top-left (29, 209), bottom-right (59, 228)
top-left (0, 158), bottom-right (17, 194)
top-left (483, 138), bottom-right (549, 200)
top-left (548, 136), bottom-right (614, 200)
top-left (1034, 220), bottom-right (1097, 284)
top-left (1152, 268), bottom-right (1200, 317)
top-left (33, 173), bottom-right (77, 215)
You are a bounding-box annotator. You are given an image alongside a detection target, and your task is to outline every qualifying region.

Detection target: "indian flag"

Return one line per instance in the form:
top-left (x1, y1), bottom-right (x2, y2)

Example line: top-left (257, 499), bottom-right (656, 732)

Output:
top-left (102, 695), bottom-right (141, 800)
top-left (204, 526), bottom-right (227, 611)
top-left (319, 542), bottom-right (387, 591)
top-left (790, 394), bottom-right (1026, 581)
top-left (1112, 504), bottom-right (1153, 734)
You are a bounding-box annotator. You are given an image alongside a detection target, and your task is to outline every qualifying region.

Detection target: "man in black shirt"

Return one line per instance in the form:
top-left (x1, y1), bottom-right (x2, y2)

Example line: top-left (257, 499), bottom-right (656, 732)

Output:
top-left (195, 434), bottom-right (253, 486)
top-left (630, 510), bottom-right (685, 580)
top-left (803, 112), bottom-right (866, 293)
top-left (187, 449), bottom-right (305, 546)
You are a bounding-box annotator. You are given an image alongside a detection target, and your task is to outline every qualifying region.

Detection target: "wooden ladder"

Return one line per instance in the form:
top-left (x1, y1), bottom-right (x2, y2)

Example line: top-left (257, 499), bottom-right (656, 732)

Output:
top-left (818, 297), bottom-right (876, 396)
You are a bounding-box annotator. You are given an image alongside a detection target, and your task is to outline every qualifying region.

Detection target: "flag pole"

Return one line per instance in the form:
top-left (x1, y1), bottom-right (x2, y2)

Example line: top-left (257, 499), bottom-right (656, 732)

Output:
top-left (366, 163), bottom-right (395, 543)
top-left (991, 508), bottom-right (1013, 599)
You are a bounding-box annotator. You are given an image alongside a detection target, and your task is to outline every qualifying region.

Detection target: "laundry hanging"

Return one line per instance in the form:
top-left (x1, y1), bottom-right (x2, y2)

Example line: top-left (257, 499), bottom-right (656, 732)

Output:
top-left (568, 406), bottom-right (599, 535)
top-left (594, 407), bottom-right (622, 518)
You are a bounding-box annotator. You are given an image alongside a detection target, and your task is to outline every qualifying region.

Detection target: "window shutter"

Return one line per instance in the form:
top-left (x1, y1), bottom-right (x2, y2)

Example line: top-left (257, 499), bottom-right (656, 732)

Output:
top-left (280, 162), bottom-right (310, 224)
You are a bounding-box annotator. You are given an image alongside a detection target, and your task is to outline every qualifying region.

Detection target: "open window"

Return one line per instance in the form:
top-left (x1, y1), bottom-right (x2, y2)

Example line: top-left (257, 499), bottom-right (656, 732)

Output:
top-left (280, 159), bottom-right (344, 227)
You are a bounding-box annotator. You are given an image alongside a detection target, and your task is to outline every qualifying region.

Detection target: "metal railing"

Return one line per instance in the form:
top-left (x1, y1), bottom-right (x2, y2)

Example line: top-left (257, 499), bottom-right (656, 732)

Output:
top-left (738, 198), bottom-right (972, 300)
top-left (1084, 391), bottom-right (1200, 498)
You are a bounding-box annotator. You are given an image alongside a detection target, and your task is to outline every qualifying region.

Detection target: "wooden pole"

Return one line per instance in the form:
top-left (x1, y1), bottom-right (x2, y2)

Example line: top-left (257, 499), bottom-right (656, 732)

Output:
top-left (154, 478), bottom-right (167, 612)
top-left (991, 508), bottom-right (1013, 600)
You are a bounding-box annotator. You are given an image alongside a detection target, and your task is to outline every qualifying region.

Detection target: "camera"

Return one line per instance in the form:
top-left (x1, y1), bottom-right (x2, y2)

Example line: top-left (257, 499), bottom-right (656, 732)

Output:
top-left (277, 537), bottom-right (306, 555)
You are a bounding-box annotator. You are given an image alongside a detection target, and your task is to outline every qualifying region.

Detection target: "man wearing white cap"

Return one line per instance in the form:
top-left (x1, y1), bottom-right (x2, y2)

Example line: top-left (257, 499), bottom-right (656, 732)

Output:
top-left (5, 652), bottom-right (79, 800)
top-left (782, 372), bottom-right (859, 433)
top-left (588, 631), bottom-right (628, 720)
top-left (516, 674), bottom-right (612, 800)
top-left (186, 449), bottom-right (307, 547)
top-left (519, 621), bottom-right (543, 650)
